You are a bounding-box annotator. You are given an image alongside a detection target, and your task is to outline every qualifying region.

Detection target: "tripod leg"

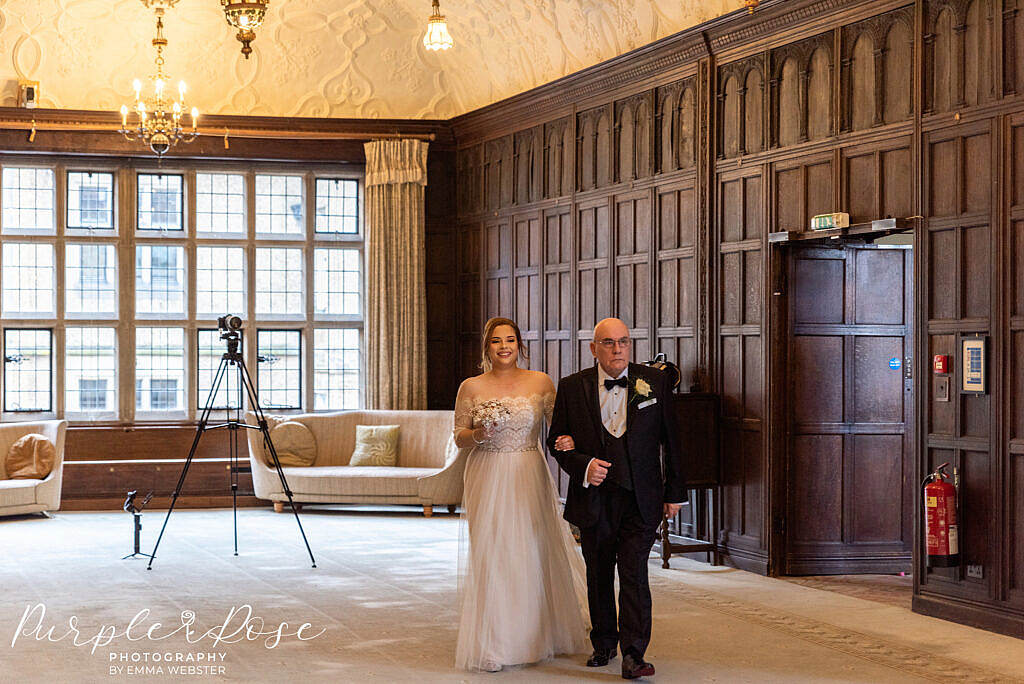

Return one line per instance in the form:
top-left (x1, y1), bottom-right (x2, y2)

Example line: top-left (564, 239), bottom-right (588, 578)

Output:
top-left (239, 360), bottom-right (317, 568)
top-left (147, 357), bottom-right (231, 570)
top-left (231, 366), bottom-right (241, 557)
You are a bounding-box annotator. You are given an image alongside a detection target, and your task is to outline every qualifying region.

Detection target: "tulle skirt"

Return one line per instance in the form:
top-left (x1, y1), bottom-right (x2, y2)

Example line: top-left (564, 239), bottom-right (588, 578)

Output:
top-left (455, 446), bottom-right (589, 671)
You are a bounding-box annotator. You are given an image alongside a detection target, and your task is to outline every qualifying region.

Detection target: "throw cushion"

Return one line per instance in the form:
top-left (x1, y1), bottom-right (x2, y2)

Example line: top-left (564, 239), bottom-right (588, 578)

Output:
top-left (349, 425), bottom-right (400, 467)
top-left (5, 434), bottom-right (56, 479)
top-left (268, 421), bottom-right (317, 467)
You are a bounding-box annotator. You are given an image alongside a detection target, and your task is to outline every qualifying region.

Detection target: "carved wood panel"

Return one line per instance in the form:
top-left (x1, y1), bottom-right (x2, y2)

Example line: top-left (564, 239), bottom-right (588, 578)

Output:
top-left (457, 222), bottom-right (483, 382)
top-left (543, 209), bottom-right (575, 382)
top-left (718, 55), bottom-right (765, 158)
top-left (656, 181), bottom-right (698, 384)
top-left (544, 118), bottom-right (573, 199)
top-left (615, 93), bottom-right (653, 183)
top-left (842, 138), bottom-right (913, 224)
top-left (718, 167), bottom-right (765, 552)
top-left (484, 218), bottom-right (512, 321)
top-left (1007, 117), bottom-right (1024, 609)
top-left (513, 214), bottom-right (543, 365)
top-left (1011, 0), bottom-right (1024, 96)
top-left (577, 105), bottom-right (613, 191)
top-left (774, 154), bottom-right (836, 232)
top-left (483, 137), bottom-right (514, 211)
top-left (655, 79), bottom-right (698, 175)
top-left (842, 8), bottom-right (915, 131)
top-left (614, 190), bottom-right (653, 361)
top-left (426, 232), bottom-right (454, 406)
top-left (925, 0), bottom-right (1000, 114)
top-left (1012, 120), bottom-right (1024, 448)
top-left (577, 198), bottom-right (611, 361)
top-left (771, 33), bottom-right (834, 148)
top-left (456, 144), bottom-right (483, 215)
top-left (513, 126), bottom-right (543, 205)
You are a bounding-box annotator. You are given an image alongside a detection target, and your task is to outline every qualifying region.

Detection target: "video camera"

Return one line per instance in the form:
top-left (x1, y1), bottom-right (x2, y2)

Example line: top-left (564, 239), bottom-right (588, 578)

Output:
top-left (218, 314), bottom-right (243, 333)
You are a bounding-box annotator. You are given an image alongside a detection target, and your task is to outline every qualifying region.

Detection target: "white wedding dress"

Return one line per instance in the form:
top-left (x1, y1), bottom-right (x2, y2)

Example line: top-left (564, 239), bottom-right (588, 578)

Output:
top-left (454, 392), bottom-right (589, 671)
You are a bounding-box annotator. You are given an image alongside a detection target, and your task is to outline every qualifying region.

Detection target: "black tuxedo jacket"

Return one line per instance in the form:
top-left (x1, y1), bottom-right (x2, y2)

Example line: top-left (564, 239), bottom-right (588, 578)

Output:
top-left (546, 362), bottom-right (686, 528)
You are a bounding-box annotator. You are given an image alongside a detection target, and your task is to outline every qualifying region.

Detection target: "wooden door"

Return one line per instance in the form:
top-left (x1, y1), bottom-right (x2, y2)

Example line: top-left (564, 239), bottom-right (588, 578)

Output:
top-left (784, 244), bottom-right (914, 574)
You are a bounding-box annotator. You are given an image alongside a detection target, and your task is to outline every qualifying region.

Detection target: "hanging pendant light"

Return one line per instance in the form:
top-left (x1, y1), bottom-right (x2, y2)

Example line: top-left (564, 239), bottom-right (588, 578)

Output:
top-left (423, 0), bottom-right (453, 51)
top-left (221, 0), bottom-right (270, 58)
top-left (119, 1), bottom-right (198, 158)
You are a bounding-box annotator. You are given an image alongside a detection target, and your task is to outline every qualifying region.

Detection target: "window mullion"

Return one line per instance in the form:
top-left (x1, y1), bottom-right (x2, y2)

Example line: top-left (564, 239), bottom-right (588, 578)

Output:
top-left (186, 169), bottom-right (197, 421)
top-left (120, 165), bottom-right (136, 423)
top-left (55, 162), bottom-right (66, 417)
top-left (245, 169), bottom-right (257, 399)
top-left (304, 171), bottom-right (316, 412)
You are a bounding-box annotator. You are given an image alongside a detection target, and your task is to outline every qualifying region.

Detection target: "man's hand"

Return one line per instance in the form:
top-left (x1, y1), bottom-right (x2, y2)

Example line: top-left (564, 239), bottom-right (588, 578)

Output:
top-left (586, 459), bottom-right (611, 486)
top-left (663, 502), bottom-right (683, 519)
top-left (554, 435), bottom-right (575, 451)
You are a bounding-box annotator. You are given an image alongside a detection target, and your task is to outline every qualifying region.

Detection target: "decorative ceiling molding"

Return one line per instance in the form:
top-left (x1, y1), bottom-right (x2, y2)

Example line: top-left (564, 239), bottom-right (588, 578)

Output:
top-left (708, 0), bottom-right (849, 50)
top-left (452, 0), bottom-right (916, 144)
top-left (0, 0), bottom-right (738, 120)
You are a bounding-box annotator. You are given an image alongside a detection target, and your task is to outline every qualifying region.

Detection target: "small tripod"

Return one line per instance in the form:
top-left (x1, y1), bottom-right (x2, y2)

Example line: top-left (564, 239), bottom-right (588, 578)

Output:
top-left (122, 490), bottom-right (154, 560)
top-left (147, 320), bottom-right (316, 570)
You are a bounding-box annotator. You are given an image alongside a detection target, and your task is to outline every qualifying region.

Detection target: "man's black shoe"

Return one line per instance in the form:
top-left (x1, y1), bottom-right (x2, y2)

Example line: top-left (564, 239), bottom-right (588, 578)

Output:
top-left (621, 653), bottom-right (655, 679)
top-left (586, 648), bottom-right (617, 667)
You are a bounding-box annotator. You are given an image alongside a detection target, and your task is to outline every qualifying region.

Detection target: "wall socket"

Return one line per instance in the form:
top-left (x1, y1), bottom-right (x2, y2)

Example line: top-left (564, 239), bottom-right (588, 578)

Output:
top-left (966, 564), bottom-right (984, 579)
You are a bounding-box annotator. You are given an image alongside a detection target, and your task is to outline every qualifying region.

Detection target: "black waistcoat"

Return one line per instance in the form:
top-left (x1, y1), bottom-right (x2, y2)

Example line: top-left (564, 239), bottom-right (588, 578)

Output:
top-left (601, 427), bottom-right (633, 490)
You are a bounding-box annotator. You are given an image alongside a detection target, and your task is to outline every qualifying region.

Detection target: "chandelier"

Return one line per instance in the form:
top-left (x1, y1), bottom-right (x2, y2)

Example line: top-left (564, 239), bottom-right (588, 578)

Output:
top-left (744, 0), bottom-right (760, 13)
top-left (119, 2), bottom-right (198, 158)
top-left (222, 0), bottom-right (270, 58)
top-left (423, 0), bottom-right (453, 51)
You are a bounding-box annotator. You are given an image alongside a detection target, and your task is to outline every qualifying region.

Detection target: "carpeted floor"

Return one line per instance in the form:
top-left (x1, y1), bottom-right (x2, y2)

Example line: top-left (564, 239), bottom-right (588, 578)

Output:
top-left (782, 574), bottom-right (913, 609)
top-left (1, 508), bottom-right (1022, 683)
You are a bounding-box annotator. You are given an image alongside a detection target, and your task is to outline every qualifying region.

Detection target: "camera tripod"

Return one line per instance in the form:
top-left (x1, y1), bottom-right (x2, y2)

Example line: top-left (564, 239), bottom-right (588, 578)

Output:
top-left (146, 327), bottom-right (316, 570)
top-left (122, 490), bottom-right (154, 560)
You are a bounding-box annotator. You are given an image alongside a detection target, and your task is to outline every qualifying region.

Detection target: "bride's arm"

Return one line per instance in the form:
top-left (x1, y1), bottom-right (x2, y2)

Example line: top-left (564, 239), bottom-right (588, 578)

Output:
top-left (453, 379), bottom-right (488, 449)
top-left (542, 379), bottom-right (574, 452)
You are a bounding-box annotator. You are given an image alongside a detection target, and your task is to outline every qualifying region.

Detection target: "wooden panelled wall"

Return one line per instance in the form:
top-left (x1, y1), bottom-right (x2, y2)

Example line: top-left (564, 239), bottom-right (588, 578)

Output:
top-left (433, 0), bottom-right (1024, 636)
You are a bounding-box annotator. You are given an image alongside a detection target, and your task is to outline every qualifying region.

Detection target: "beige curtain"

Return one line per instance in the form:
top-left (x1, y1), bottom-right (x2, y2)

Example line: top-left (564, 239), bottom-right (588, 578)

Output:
top-left (364, 139), bottom-right (429, 409)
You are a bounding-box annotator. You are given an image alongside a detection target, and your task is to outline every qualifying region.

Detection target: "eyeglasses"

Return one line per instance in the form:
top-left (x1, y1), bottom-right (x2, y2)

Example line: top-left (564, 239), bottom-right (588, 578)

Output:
top-left (597, 337), bottom-right (632, 349)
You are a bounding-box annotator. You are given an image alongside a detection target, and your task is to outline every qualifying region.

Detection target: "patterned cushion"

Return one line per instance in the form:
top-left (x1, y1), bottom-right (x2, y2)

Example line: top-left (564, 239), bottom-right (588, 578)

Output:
top-left (349, 425), bottom-right (400, 467)
top-left (268, 421), bottom-right (317, 467)
top-left (5, 434), bottom-right (56, 479)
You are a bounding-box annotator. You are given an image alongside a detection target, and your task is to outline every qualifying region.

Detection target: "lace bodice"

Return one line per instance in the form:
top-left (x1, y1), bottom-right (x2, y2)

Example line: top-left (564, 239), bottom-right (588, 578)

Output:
top-left (454, 392), bottom-right (555, 452)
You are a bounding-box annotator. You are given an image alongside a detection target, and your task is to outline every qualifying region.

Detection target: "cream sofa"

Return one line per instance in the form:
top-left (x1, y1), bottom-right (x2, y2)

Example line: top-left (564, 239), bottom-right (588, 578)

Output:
top-left (245, 410), bottom-right (464, 516)
top-left (0, 420), bottom-right (67, 518)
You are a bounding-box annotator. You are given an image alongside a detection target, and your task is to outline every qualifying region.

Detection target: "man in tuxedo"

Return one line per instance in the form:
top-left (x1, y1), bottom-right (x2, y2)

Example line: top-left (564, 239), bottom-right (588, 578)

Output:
top-left (547, 317), bottom-right (685, 680)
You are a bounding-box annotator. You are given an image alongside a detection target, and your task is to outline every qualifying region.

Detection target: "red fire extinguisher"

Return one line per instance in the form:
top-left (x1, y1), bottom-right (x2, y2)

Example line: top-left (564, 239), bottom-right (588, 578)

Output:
top-left (923, 462), bottom-right (959, 567)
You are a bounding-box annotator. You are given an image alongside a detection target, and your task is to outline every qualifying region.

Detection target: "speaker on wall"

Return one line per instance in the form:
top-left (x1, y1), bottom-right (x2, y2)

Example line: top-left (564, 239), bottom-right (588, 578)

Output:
top-left (18, 80), bottom-right (39, 108)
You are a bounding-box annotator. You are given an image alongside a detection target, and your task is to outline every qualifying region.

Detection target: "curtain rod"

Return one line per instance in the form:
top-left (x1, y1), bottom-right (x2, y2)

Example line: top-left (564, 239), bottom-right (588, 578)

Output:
top-left (1, 120), bottom-right (436, 142)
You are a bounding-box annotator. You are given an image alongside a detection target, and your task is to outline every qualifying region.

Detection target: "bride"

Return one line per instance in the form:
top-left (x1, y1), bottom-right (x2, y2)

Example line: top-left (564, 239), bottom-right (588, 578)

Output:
top-left (452, 316), bottom-right (589, 672)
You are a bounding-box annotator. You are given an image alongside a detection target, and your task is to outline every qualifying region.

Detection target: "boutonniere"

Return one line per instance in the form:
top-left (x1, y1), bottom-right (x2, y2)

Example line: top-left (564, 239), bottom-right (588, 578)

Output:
top-left (629, 377), bottom-right (652, 405)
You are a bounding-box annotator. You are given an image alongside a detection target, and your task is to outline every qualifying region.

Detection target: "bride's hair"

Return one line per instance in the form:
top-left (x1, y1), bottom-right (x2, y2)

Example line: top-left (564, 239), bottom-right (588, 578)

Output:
top-left (480, 317), bottom-right (529, 372)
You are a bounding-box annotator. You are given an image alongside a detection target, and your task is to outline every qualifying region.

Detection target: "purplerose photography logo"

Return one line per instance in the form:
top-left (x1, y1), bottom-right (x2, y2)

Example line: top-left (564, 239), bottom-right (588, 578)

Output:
top-left (11, 603), bottom-right (326, 677)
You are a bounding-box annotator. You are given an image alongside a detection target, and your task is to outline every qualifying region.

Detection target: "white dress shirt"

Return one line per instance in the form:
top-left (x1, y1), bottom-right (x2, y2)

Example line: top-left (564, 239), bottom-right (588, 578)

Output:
top-left (597, 364), bottom-right (629, 438)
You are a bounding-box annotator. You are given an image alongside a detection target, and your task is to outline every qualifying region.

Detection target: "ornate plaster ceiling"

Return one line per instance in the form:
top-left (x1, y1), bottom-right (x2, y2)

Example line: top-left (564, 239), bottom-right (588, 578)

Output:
top-left (0, 1), bottom-right (738, 119)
